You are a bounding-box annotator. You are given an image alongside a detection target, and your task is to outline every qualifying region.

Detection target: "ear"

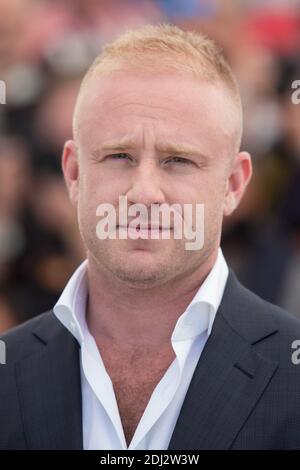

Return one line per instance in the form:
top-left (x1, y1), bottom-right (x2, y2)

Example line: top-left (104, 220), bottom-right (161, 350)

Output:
top-left (223, 151), bottom-right (252, 216)
top-left (61, 140), bottom-right (79, 207)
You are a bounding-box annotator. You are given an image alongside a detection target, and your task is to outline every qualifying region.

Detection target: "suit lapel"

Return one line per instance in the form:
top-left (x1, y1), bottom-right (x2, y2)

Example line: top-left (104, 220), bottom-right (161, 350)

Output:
top-left (15, 314), bottom-right (83, 450)
top-left (168, 271), bottom-right (279, 450)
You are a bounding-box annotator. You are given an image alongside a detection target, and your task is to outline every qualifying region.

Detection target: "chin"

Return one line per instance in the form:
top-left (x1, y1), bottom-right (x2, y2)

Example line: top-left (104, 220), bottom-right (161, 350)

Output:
top-left (90, 244), bottom-right (179, 285)
top-left (113, 260), bottom-right (170, 287)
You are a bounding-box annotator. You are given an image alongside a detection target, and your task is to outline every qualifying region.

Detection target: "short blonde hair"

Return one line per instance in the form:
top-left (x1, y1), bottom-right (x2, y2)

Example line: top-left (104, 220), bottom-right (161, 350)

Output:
top-left (74, 24), bottom-right (242, 150)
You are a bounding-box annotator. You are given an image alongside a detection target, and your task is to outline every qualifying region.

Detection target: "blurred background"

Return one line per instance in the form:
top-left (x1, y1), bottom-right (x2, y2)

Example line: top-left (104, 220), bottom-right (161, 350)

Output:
top-left (1, 0), bottom-right (300, 333)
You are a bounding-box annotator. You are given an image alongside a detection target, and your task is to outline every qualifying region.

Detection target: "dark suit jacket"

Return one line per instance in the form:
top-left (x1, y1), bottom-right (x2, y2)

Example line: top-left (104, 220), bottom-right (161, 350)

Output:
top-left (1, 270), bottom-right (300, 450)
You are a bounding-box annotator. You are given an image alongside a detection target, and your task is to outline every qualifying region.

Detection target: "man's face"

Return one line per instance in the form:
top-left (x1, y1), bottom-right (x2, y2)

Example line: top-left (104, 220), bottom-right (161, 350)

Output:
top-left (63, 71), bottom-right (250, 287)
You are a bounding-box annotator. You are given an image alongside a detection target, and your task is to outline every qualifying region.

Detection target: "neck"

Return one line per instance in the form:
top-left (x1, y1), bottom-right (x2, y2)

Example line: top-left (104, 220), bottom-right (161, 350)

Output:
top-left (86, 250), bottom-right (218, 351)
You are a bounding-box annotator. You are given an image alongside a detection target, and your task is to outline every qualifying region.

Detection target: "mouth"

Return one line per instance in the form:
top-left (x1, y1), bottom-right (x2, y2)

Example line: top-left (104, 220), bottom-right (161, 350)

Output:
top-left (117, 225), bottom-right (171, 231)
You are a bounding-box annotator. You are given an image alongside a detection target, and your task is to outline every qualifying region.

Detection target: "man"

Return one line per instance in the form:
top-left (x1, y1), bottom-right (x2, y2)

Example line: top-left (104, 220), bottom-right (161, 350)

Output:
top-left (1, 24), bottom-right (300, 450)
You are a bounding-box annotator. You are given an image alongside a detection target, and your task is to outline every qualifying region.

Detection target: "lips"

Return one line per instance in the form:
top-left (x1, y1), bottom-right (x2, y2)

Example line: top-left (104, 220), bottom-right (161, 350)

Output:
top-left (118, 225), bottom-right (168, 230)
top-left (138, 224), bottom-right (163, 230)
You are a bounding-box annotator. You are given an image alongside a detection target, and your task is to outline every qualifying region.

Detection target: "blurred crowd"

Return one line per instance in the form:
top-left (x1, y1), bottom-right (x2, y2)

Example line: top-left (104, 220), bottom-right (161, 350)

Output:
top-left (1, 0), bottom-right (300, 332)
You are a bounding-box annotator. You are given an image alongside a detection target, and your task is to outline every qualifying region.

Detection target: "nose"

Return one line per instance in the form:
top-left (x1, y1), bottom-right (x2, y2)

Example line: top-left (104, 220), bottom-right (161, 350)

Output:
top-left (125, 159), bottom-right (166, 207)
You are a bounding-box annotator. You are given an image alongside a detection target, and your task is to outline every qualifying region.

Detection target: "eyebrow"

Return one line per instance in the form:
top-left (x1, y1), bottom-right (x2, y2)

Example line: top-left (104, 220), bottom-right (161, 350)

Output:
top-left (97, 139), bottom-right (210, 160)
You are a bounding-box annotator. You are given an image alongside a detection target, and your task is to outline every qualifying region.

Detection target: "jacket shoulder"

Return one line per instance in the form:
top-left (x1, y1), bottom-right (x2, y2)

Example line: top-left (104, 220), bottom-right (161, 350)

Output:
top-left (242, 281), bottom-right (300, 336)
top-left (0, 311), bottom-right (62, 364)
top-left (221, 270), bottom-right (300, 346)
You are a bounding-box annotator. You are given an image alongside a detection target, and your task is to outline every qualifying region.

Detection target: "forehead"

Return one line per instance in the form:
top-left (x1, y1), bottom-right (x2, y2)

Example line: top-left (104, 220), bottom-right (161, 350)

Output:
top-left (75, 71), bottom-right (238, 157)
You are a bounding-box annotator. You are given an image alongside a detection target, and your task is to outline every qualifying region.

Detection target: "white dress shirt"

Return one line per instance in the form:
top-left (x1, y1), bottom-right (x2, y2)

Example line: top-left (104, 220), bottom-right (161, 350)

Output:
top-left (53, 248), bottom-right (229, 450)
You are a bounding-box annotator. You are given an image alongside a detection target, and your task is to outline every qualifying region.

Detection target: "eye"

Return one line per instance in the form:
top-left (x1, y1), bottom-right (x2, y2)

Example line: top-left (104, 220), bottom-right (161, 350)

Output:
top-left (166, 156), bottom-right (192, 165)
top-left (108, 153), bottom-right (131, 160)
